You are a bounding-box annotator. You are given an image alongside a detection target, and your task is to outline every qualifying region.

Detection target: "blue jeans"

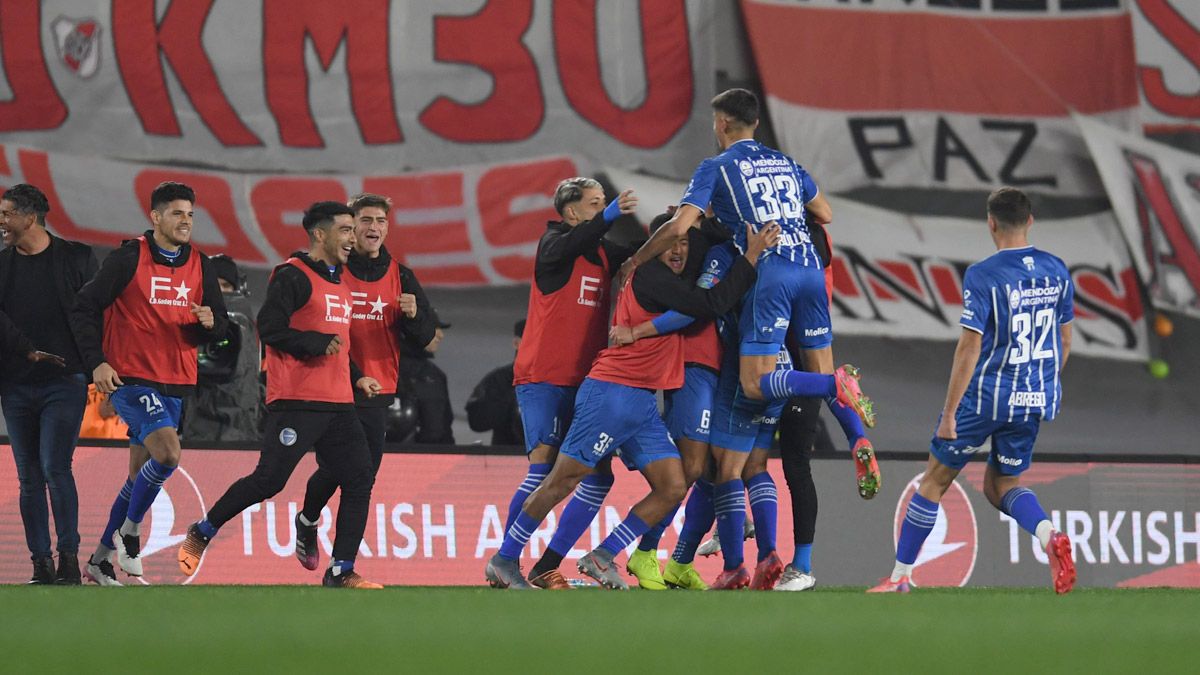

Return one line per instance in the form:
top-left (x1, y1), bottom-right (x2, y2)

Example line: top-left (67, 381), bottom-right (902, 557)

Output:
top-left (1, 374), bottom-right (87, 558)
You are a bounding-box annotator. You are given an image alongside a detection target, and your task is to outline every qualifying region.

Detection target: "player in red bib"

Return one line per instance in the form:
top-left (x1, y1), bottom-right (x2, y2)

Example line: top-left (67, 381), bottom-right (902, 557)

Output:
top-left (70, 182), bottom-right (229, 585)
top-left (486, 221), bottom-right (779, 589)
top-left (292, 193), bottom-right (436, 571)
top-left (178, 202), bottom-right (383, 589)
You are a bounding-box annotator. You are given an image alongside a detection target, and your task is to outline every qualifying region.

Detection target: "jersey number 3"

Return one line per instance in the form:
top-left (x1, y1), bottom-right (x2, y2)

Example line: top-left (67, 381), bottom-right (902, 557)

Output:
top-left (1008, 308), bottom-right (1055, 365)
top-left (747, 174), bottom-right (802, 222)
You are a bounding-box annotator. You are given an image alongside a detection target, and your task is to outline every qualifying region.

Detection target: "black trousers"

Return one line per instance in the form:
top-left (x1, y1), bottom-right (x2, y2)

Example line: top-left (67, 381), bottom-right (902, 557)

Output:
top-left (777, 396), bottom-right (822, 546)
top-left (301, 405), bottom-right (386, 522)
top-left (206, 408), bottom-right (375, 562)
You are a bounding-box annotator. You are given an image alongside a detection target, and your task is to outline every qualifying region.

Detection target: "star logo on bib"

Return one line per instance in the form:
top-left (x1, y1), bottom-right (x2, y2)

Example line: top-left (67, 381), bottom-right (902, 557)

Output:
top-left (368, 295), bottom-right (388, 316)
top-left (174, 281), bottom-right (191, 300)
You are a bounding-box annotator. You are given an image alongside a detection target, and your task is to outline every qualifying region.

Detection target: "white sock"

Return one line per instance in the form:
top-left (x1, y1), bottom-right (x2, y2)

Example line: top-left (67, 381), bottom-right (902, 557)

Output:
top-left (121, 517), bottom-right (140, 536)
top-left (91, 545), bottom-right (113, 564)
top-left (299, 513), bottom-right (319, 527)
top-left (1035, 520), bottom-right (1054, 550)
top-left (891, 560), bottom-right (913, 583)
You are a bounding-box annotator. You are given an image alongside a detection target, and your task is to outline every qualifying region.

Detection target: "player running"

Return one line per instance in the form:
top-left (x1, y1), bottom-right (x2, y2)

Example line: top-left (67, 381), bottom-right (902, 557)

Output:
top-left (504, 178), bottom-right (637, 589)
top-left (868, 188), bottom-right (1077, 594)
top-left (620, 89), bottom-right (879, 587)
top-left (292, 193), bottom-right (436, 571)
top-left (177, 202), bottom-right (382, 589)
top-left (70, 182), bottom-right (229, 585)
top-left (485, 220), bottom-right (778, 590)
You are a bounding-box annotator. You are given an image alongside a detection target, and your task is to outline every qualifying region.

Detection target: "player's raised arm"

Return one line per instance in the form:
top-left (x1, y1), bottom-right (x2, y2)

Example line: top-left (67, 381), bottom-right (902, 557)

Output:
top-left (618, 204), bottom-right (704, 286)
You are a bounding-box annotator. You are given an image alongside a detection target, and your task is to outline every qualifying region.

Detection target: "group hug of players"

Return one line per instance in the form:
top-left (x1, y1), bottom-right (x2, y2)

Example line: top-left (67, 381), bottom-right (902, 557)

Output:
top-left (13, 87), bottom-right (1077, 593)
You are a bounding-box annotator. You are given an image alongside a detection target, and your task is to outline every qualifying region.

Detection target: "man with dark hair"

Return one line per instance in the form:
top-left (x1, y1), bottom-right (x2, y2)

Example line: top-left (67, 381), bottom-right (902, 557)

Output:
top-left (70, 181), bottom-right (227, 586)
top-left (619, 88), bottom-right (880, 587)
top-left (0, 183), bottom-right (95, 584)
top-left (465, 319), bottom-right (526, 446)
top-left (870, 187), bottom-right (1077, 594)
top-left (178, 201), bottom-right (383, 589)
top-left (292, 192), bottom-right (436, 571)
top-left (502, 177), bottom-right (636, 588)
top-left (486, 221), bottom-right (778, 590)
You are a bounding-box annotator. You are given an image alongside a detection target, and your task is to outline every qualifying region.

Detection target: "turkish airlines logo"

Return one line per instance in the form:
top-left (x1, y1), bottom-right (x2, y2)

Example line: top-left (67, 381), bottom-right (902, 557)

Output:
top-left (350, 292), bottom-right (388, 321)
top-left (149, 276), bottom-right (192, 307)
top-left (892, 472), bottom-right (978, 587)
top-left (133, 467), bottom-right (207, 585)
top-left (51, 16), bottom-right (101, 79)
top-left (324, 294), bottom-right (352, 325)
top-left (578, 276), bottom-right (603, 308)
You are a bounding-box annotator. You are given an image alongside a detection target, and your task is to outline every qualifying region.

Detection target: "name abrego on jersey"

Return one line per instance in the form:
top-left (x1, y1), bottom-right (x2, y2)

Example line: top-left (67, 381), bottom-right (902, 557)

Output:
top-left (959, 246), bottom-right (1074, 422)
top-left (680, 139), bottom-right (822, 268)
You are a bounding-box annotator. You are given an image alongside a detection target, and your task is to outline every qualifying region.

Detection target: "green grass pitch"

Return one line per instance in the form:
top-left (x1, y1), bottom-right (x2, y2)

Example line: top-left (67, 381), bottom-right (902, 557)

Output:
top-left (3, 586), bottom-right (1197, 673)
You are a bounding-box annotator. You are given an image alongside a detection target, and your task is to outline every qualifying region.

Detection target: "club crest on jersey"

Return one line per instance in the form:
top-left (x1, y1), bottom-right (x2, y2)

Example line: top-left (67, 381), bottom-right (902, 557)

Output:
top-left (1009, 289), bottom-right (1021, 309)
top-left (350, 292), bottom-right (388, 321)
top-left (149, 276), bottom-right (191, 307)
top-left (739, 160), bottom-right (755, 177)
top-left (51, 16), bottom-right (101, 78)
top-left (324, 294), bottom-right (352, 324)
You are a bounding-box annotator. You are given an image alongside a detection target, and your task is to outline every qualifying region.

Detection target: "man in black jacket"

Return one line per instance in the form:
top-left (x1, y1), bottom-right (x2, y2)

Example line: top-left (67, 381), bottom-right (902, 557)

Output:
top-left (465, 319), bottom-right (525, 446)
top-left (0, 184), bottom-right (98, 585)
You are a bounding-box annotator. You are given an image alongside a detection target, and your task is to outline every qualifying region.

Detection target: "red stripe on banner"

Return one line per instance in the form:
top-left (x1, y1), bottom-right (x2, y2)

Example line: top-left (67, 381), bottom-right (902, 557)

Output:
top-left (742, 4), bottom-right (1139, 115)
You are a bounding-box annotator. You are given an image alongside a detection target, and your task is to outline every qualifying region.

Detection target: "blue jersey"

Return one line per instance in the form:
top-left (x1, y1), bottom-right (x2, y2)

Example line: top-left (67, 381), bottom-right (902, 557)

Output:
top-left (959, 246), bottom-right (1074, 422)
top-left (680, 140), bottom-right (822, 268)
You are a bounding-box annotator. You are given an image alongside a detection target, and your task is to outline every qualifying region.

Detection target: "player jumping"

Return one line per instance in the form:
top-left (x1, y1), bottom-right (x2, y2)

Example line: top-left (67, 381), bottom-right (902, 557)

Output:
top-left (868, 188), bottom-right (1077, 594)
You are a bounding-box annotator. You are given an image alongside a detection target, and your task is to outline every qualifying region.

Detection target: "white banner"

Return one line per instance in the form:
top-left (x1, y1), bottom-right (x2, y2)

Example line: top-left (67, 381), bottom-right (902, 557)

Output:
top-left (741, 0), bottom-right (1142, 209)
top-left (606, 168), bottom-right (1148, 361)
top-left (0, 143), bottom-right (584, 285)
top-left (1, 1), bottom-right (715, 177)
top-left (1077, 114), bottom-right (1200, 317)
top-left (1131, 0), bottom-right (1200, 134)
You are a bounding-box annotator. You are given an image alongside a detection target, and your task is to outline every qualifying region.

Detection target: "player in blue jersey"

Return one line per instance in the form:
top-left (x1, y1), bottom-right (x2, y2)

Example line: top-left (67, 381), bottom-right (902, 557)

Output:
top-left (621, 88), bottom-right (880, 588)
top-left (869, 188), bottom-right (1077, 594)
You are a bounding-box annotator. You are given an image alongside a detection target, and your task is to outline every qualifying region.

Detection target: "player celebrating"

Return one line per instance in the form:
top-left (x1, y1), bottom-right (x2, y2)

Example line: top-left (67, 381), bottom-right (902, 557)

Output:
top-left (620, 89), bottom-right (879, 588)
top-left (505, 178), bottom-right (636, 589)
top-left (485, 220), bottom-right (778, 590)
top-left (292, 193), bottom-right (435, 571)
top-left (71, 182), bottom-right (228, 585)
top-left (869, 188), bottom-right (1077, 594)
top-left (177, 202), bottom-right (382, 589)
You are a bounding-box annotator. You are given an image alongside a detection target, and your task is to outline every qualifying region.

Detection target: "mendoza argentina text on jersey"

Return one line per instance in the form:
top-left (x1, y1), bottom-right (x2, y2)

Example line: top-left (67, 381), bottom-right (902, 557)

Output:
top-left (680, 139), bottom-right (822, 268)
top-left (959, 246), bottom-right (1074, 422)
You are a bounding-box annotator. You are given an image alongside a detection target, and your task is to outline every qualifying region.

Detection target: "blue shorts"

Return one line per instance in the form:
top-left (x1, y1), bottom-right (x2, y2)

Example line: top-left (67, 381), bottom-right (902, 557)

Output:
top-left (739, 255), bottom-right (832, 355)
top-left (665, 366), bottom-right (718, 444)
top-left (109, 385), bottom-right (183, 446)
top-left (515, 383), bottom-right (577, 454)
top-left (710, 348), bottom-right (790, 453)
top-left (560, 378), bottom-right (679, 472)
top-left (930, 406), bottom-right (1042, 476)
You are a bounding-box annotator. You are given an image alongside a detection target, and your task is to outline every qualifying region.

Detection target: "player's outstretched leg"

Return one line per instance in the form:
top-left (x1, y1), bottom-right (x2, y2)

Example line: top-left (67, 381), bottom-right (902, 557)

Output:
top-left (994, 483), bottom-right (1075, 594)
top-left (527, 469), bottom-right (614, 589)
top-left (627, 508), bottom-right (675, 591)
top-left (867, 486), bottom-right (939, 593)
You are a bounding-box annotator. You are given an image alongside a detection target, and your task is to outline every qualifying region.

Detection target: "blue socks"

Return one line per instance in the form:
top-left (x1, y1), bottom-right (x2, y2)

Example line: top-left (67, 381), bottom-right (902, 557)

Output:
top-left (547, 473), bottom-right (613, 556)
top-left (499, 510), bottom-right (542, 560)
top-left (1001, 487), bottom-right (1048, 535)
top-left (827, 399), bottom-right (865, 447)
top-left (746, 472), bottom-right (778, 562)
top-left (599, 512), bottom-right (650, 556)
top-left (127, 458), bottom-right (176, 524)
top-left (793, 543), bottom-right (813, 573)
top-left (196, 519), bottom-right (218, 539)
top-left (101, 479), bottom-right (133, 549)
top-left (672, 480), bottom-right (715, 564)
top-left (760, 371), bottom-right (836, 401)
top-left (506, 462), bottom-right (551, 532)
top-left (637, 505), bottom-right (679, 552)
top-left (714, 479), bottom-right (747, 570)
top-left (896, 493), bottom-right (938, 565)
